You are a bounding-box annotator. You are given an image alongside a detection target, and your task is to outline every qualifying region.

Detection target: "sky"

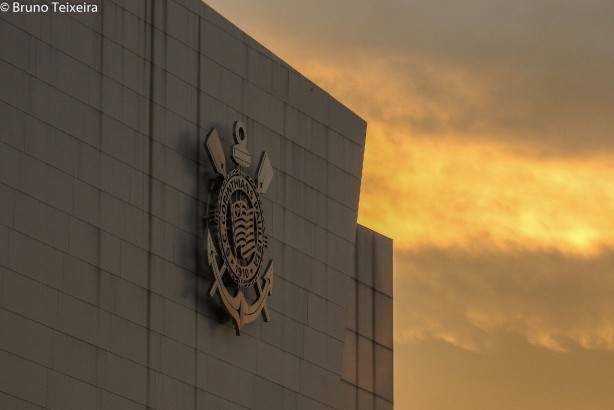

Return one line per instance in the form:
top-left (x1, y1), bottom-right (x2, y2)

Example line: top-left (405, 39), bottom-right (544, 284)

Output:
top-left (204, 1), bottom-right (614, 408)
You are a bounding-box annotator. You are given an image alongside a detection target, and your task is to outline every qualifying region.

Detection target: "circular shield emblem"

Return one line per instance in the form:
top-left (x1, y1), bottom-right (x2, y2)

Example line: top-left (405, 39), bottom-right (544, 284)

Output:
top-left (205, 122), bottom-right (274, 335)
top-left (215, 169), bottom-right (266, 287)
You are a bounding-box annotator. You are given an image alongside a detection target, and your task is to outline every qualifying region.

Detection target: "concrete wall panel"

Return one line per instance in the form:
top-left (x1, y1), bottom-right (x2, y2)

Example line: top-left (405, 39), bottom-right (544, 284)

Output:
top-left (0, 1), bottom-right (392, 408)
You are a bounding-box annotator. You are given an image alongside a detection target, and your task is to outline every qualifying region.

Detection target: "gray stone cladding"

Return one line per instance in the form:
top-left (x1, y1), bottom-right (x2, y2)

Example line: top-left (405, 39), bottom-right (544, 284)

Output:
top-left (0, 0), bottom-right (393, 409)
top-left (341, 227), bottom-right (393, 410)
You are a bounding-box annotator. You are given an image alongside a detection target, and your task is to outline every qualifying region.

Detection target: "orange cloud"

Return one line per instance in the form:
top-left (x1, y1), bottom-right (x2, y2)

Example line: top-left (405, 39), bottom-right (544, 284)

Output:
top-left (359, 123), bottom-right (614, 255)
top-left (286, 51), bottom-right (614, 256)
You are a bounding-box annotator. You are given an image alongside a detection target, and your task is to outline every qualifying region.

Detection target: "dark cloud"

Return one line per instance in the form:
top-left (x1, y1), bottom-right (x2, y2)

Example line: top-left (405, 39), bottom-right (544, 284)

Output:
top-left (208, 0), bottom-right (614, 155)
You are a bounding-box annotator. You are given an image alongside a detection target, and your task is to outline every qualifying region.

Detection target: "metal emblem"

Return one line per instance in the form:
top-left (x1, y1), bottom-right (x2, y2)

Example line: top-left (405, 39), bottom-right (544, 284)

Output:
top-left (205, 121), bottom-right (274, 335)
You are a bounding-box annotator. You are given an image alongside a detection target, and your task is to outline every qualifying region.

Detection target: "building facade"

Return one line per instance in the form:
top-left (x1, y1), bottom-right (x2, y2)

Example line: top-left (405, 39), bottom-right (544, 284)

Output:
top-left (0, 1), bottom-right (393, 409)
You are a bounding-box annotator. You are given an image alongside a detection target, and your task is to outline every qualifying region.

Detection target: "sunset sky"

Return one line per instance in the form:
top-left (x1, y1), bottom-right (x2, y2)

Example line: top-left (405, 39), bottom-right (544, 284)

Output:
top-left (205, 1), bottom-right (614, 408)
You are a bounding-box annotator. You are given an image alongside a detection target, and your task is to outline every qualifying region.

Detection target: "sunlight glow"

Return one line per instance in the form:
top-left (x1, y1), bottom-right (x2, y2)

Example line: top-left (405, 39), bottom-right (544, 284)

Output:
top-left (358, 122), bottom-right (614, 255)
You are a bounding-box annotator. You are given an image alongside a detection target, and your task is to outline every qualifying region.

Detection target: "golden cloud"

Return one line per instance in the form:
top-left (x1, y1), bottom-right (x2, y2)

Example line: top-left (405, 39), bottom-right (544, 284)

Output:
top-left (394, 249), bottom-right (614, 352)
top-left (285, 50), bottom-right (614, 256)
top-left (360, 123), bottom-right (614, 255)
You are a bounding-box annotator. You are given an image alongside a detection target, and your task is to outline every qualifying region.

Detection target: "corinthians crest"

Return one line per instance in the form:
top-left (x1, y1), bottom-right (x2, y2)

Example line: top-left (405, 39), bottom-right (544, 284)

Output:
top-left (204, 121), bottom-right (274, 335)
